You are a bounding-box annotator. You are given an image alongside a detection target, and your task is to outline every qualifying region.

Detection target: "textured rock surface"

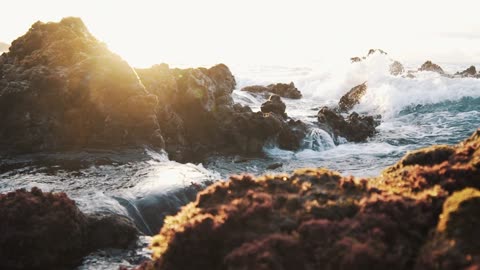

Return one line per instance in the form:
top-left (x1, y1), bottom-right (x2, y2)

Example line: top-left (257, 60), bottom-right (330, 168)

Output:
top-left (338, 82), bottom-right (367, 112)
top-left (0, 17), bottom-right (164, 152)
top-left (389, 61), bottom-right (405, 76)
top-left (317, 107), bottom-right (378, 142)
top-left (261, 94), bottom-right (287, 118)
top-left (0, 18), bottom-right (308, 162)
top-left (455, 65), bottom-right (478, 78)
top-left (419, 61), bottom-right (445, 74)
top-left (0, 188), bottom-right (138, 270)
top-left (241, 82), bottom-right (302, 99)
top-left (132, 129), bottom-right (480, 270)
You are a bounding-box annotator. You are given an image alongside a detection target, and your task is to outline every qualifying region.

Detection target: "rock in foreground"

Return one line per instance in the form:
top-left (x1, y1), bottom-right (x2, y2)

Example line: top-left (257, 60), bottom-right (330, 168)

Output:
top-left (133, 129), bottom-right (480, 270)
top-left (0, 188), bottom-right (138, 270)
top-left (338, 82), bottom-right (367, 112)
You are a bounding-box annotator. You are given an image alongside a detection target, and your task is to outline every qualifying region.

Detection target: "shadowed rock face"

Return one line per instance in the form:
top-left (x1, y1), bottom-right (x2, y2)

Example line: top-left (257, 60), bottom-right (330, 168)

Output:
top-left (338, 82), bottom-right (367, 112)
top-left (0, 188), bottom-right (138, 270)
top-left (132, 129), bottom-right (480, 270)
top-left (261, 94), bottom-right (287, 118)
top-left (317, 107), bottom-right (378, 142)
top-left (0, 17), bottom-right (163, 152)
top-left (241, 82), bottom-right (302, 99)
top-left (419, 61), bottom-right (445, 74)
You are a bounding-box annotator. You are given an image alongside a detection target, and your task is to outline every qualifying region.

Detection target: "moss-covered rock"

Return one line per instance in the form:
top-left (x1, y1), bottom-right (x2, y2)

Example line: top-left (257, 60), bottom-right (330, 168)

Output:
top-left (0, 188), bottom-right (138, 270)
top-left (131, 129), bottom-right (480, 270)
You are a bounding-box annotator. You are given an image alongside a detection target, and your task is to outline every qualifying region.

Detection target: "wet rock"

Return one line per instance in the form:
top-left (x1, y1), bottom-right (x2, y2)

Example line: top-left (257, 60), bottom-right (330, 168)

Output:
top-left (86, 213), bottom-right (139, 250)
top-left (317, 107), bottom-right (378, 142)
top-left (133, 129), bottom-right (480, 270)
top-left (241, 82), bottom-right (302, 99)
top-left (455, 65), bottom-right (477, 77)
top-left (261, 94), bottom-right (287, 117)
top-left (338, 82), bottom-right (367, 112)
top-left (0, 17), bottom-right (163, 152)
top-left (389, 61), bottom-right (405, 76)
top-left (418, 60), bottom-right (445, 74)
top-left (266, 162), bottom-right (283, 170)
top-left (0, 188), bottom-right (139, 270)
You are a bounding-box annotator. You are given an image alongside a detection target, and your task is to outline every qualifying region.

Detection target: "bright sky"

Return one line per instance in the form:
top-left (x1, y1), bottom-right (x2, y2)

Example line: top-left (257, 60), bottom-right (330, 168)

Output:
top-left (2, 0), bottom-right (480, 67)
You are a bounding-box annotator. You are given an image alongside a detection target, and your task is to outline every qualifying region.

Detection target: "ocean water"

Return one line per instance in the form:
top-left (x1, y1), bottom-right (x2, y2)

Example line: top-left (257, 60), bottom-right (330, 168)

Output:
top-left (1, 53), bottom-right (480, 269)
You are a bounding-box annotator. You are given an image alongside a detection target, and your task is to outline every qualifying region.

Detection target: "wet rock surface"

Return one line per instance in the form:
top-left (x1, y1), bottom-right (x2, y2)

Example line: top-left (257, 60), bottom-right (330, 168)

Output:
top-left (338, 82), bottom-right (367, 112)
top-left (132, 129), bottom-right (480, 270)
top-left (261, 94), bottom-right (287, 118)
top-left (0, 187), bottom-right (139, 270)
top-left (241, 82), bottom-right (302, 99)
top-left (455, 65), bottom-right (478, 78)
top-left (317, 107), bottom-right (378, 142)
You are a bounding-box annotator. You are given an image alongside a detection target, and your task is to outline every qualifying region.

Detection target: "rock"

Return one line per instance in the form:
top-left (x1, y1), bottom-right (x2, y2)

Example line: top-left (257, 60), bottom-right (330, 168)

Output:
top-left (0, 17), bottom-right (163, 152)
top-left (367, 48), bottom-right (388, 56)
top-left (419, 60), bottom-right (445, 74)
top-left (86, 213), bottom-right (139, 250)
top-left (133, 129), bottom-right (480, 270)
top-left (416, 188), bottom-right (480, 269)
top-left (261, 94), bottom-right (287, 117)
top-left (389, 61), bottom-right (405, 76)
top-left (0, 188), bottom-right (139, 270)
top-left (241, 82), bottom-right (302, 99)
top-left (350, 57), bottom-right (362, 63)
top-left (338, 82), bottom-right (367, 112)
top-left (266, 162), bottom-right (283, 170)
top-left (317, 107), bottom-right (378, 142)
top-left (455, 65), bottom-right (477, 77)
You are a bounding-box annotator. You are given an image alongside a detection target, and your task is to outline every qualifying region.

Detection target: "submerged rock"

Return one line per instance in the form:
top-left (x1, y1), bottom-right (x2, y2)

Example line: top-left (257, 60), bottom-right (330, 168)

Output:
top-left (132, 129), bottom-right (480, 270)
top-left (419, 60), bottom-right (445, 74)
top-left (241, 82), bottom-right (302, 99)
top-left (338, 82), bottom-right (367, 112)
top-left (0, 188), bottom-right (138, 270)
top-left (317, 107), bottom-right (378, 142)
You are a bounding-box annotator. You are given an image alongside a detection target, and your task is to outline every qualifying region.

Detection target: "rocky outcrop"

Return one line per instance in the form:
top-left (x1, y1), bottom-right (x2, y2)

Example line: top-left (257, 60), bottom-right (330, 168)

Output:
top-left (419, 61), bottom-right (445, 74)
top-left (0, 18), bottom-right (308, 162)
top-left (241, 82), bottom-right (302, 99)
top-left (0, 17), bottom-right (164, 152)
top-left (0, 187), bottom-right (138, 270)
top-left (136, 64), bottom-right (307, 161)
top-left (132, 129), bottom-right (480, 270)
top-left (317, 107), bottom-right (378, 142)
top-left (389, 61), bottom-right (405, 76)
top-left (338, 82), bottom-right (367, 112)
top-left (261, 94), bottom-right (287, 118)
top-left (455, 65), bottom-right (478, 78)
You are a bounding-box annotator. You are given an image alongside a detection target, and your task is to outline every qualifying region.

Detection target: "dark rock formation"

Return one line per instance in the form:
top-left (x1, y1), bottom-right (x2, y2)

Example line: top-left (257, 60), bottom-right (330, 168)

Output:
top-left (455, 65), bottom-right (477, 77)
top-left (0, 18), bottom-right (308, 162)
top-left (132, 129), bottom-right (480, 270)
top-left (350, 56), bottom-right (362, 63)
top-left (389, 61), bottom-right (405, 76)
top-left (241, 82), bottom-right (302, 99)
top-left (367, 48), bottom-right (388, 56)
top-left (317, 107), bottom-right (378, 142)
top-left (419, 61), bottom-right (445, 74)
top-left (0, 17), bottom-right (164, 152)
top-left (261, 94), bottom-right (287, 117)
top-left (338, 82), bottom-right (367, 112)
top-left (0, 188), bottom-right (138, 270)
